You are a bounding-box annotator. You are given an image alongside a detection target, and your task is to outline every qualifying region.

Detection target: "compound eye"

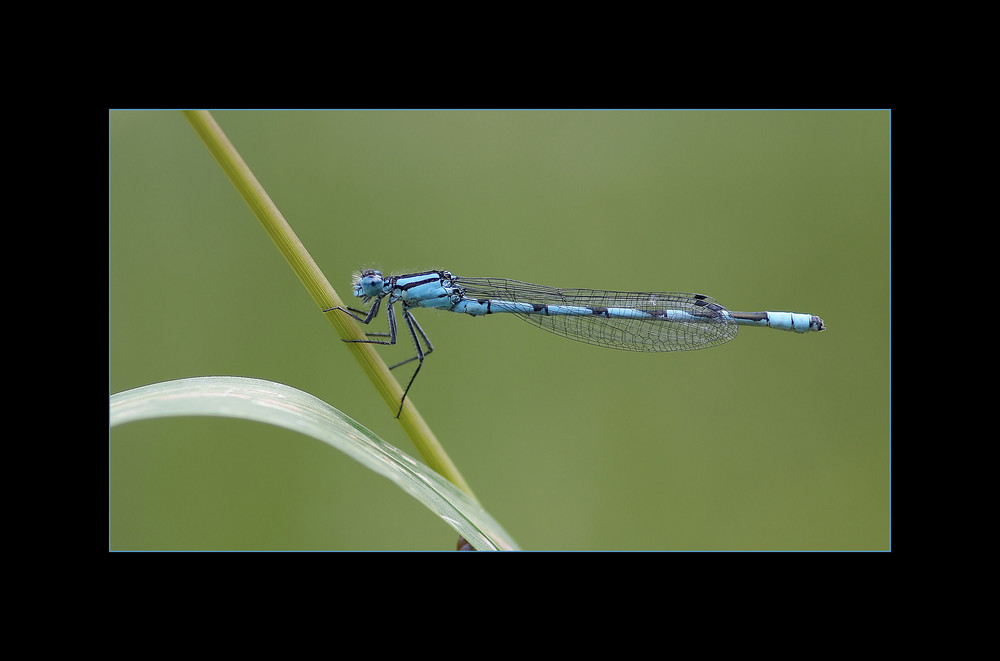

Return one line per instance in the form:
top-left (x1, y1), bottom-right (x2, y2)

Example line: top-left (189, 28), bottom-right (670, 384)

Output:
top-left (357, 273), bottom-right (384, 297)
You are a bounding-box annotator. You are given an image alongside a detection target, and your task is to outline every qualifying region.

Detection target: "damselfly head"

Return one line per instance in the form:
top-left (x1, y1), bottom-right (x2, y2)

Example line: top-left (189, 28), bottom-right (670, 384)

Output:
top-left (353, 269), bottom-right (385, 300)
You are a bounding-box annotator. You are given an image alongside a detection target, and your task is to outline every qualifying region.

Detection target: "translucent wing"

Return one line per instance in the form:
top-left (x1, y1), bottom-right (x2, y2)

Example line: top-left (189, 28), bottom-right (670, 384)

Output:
top-left (455, 276), bottom-right (738, 352)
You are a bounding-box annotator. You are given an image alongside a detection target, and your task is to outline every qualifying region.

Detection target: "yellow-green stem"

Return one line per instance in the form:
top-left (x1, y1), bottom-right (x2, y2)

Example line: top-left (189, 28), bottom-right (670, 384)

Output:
top-left (182, 110), bottom-right (477, 503)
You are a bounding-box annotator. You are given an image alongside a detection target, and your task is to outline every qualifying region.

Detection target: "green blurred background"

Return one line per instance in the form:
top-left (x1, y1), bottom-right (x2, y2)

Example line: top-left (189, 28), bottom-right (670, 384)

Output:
top-left (109, 110), bottom-right (890, 551)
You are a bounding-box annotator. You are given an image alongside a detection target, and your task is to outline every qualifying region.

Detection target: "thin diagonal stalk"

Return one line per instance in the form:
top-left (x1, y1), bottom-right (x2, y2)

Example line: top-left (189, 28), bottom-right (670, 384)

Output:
top-left (182, 110), bottom-right (476, 503)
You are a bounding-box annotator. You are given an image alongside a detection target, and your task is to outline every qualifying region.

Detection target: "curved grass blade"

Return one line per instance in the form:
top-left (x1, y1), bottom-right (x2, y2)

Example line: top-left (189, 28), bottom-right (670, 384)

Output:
top-left (110, 376), bottom-right (518, 551)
